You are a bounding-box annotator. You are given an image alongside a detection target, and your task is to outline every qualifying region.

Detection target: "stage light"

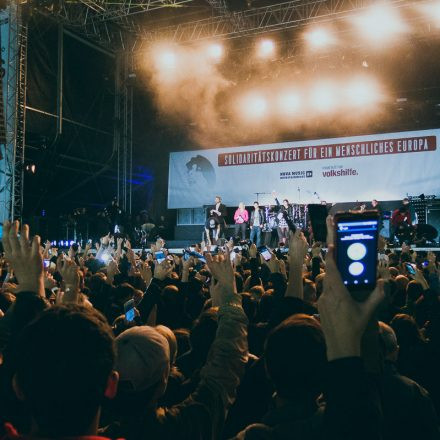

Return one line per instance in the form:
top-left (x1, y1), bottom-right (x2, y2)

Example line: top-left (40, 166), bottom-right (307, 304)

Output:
top-left (207, 43), bottom-right (224, 61)
top-left (257, 39), bottom-right (275, 59)
top-left (239, 92), bottom-right (268, 121)
top-left (419, 2), bottom-right (440, 28)
top-left (353, 4), bottom-right (407, 45)
top-left (305, 28), bottom-right (334, 49)
top-left (309, 82), bottom-right (337, 112)
top-left (345, 77), bottom-right (381, 107)
top-left (155, 50), bottom-right (177, 71)
top-left (25, 164), bottom-right (36, 174)
top-left (278, 91), bottom-right (301, 114)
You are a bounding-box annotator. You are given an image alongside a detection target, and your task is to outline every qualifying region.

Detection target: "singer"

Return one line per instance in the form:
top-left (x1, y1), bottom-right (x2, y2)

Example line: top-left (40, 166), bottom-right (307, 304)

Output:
top-left (233, 202), bottom-right (249, 240)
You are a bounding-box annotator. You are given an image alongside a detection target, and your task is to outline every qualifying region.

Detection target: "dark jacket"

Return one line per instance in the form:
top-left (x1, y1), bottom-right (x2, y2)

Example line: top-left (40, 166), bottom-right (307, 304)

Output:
top-left (380, 361), bottom-right (439, 440)
top-left (211, 203), bottom-right (227, 226)
top-left (234, 358), bottom-right (383, 440)
top-left (250, 210), bottom-right (264, 228)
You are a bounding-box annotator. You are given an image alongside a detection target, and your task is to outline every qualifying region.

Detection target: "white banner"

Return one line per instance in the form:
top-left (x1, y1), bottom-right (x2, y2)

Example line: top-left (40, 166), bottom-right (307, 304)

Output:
top-left (168, 128), bottom-right (440, 209)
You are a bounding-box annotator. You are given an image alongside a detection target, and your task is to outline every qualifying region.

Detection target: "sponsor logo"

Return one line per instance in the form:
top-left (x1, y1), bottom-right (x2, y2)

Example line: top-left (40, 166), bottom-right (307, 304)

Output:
top-left (322, 168), bottom-right (358, 177)
top-left (280, 170), bottom-right (313, 180)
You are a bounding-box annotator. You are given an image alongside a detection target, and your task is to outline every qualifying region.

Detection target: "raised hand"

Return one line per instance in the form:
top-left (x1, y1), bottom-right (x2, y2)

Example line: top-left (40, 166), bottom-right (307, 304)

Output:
top-left (249, 243), bottom-right (257, 259)
top-left (154, 259), bottom-right (173, 281)
top-left (318, 245), bottom-right (384, 360)
top-left (289, 229), bottom-right (308, 267)
top-left (206, 249), bottom-right (240, 307)
top-left (377, 258), bottom-right (390, 281)
top-left (56, 257), bottom-right (80, 304)
top-left (264, 253), bottom-right (281, 273)
top-left (139, 261), bottom-right (153, 285)
top-left (311, 242), bottom-right (322, 258)
top-left (2, 221), bottom-right (44, 297)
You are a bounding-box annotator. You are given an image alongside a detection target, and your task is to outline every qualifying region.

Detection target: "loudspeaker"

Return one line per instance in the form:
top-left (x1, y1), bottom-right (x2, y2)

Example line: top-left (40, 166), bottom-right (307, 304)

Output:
top-left (427, 206), bottom-right (440, 242)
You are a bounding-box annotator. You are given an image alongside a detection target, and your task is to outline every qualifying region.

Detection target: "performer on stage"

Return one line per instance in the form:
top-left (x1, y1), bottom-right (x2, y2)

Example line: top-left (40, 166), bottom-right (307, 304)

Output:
top-left (205, 216), bottom-right (220, 246)
top-left (391, 198), bottom-right (413, 243)
top-left (250, 201), bottom-right (264, 247)
top-left (233, 202), bottom-right (248, 240)
top-left (210, 196), bottom-right (227, 238)
top-left (273, 191), bottom-right (294, 245)
top-left (106, 197), bottom-right (123, 235)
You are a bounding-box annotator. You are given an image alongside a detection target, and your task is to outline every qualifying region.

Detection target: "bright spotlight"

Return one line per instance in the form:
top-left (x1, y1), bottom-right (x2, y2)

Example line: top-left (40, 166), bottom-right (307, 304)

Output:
top-left (278, 91), bottom-right (301, 114)
top-left (156, 50), bottom-right (177, 70)
top-left (257, 39), bottom-right (275, 58)
top-left (305, 28), bottom-right (334, 49)
top-left (353, 4), bottom-right (407, 45)
top-left (239, 92), bottom-right (268, 121)
top-left (345, 77), bottom-right (381, 107)
top-left (310, 82), bottom-right (337, 113)
top-left (419, 2), bottom-right (440, 28)
top-left (207, 43), bottom-right (224, 61)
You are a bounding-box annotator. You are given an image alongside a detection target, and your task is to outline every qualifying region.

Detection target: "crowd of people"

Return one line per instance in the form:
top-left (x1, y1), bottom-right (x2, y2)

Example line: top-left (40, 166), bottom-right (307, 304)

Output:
top-left (0, 217), bottom-right (439, 439)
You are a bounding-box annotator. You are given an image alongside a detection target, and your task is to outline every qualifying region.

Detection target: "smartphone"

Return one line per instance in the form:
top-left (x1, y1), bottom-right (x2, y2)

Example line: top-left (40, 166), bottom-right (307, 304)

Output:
top-left (308, 204), bottom-right (328, 243)
top-left (43, 259), bottom-right (50, 269)
top-left (154, 251), bottom-right (166, 264)
top-left (422, 261), bottom-right (429, 268)
top-left (334, 211), bottom-right (379, 296)
top-left (188, 251), bottom-right (206, 263)
top-left (405, 262), bottom-right (416, 275)
top-left (124, 299), bottom-right (135, 322)
top-left (258, 246), bottom-right (272, 261)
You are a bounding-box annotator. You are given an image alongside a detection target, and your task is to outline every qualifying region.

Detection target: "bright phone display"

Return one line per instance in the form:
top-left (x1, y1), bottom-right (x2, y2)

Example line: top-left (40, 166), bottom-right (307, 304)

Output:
top-left (154, 251), bottom-right (166, 264)
top-left (124, 299), bottom-right (135, 322)
top-left (335, 211), bottom-right (379, 292)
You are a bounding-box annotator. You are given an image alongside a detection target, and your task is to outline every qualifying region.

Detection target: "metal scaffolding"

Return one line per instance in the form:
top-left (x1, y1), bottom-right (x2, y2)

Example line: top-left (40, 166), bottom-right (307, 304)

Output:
top-left (115, 52), bottom-right (134, 214)
top-left (2, 1), bottom-right (28, 221)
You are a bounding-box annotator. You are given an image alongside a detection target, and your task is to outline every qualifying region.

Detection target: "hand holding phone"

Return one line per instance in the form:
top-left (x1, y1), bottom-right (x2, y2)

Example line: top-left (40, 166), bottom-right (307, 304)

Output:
top-left (258, 246), bottom-right (272, 261)
top-left (405, 262), bottom-right (416, 276)
top-left (154, 251), bottom-right (166, 264)
top-left (124, 299), bottom-right (135, 322)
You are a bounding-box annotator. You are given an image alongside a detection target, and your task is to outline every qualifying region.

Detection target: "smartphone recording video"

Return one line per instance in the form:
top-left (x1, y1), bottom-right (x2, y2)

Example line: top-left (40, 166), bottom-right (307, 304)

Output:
top-left (405, 262), bottom-right (416, 275)
top-left (334, 211), bottom-right (379, 295)
top-left (124, 299), bottom-right (135, 322)
top-left (258, 246), bottom-right (272, 261)
top-left (154, 251), bottom-right (166, 264)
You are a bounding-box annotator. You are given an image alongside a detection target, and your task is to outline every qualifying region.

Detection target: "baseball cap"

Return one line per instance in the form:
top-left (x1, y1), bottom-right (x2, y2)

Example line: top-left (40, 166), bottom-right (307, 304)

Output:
top-left (115, 326), bottom-right (170, 392)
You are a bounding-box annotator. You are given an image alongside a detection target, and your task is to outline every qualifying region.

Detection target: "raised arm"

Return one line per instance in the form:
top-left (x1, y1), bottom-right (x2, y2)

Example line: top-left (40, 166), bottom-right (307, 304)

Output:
top-left (177, 250), bottom-right (248, 439)
top-left (285, 230), bottom-right (308, 299)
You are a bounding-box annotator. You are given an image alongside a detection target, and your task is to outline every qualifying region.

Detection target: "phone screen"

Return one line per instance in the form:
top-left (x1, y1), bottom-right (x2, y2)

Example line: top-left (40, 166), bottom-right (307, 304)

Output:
top-left (155, 251), bottom-right (166, 264)
top-left (188, 251), bottom-right (206, 263)
top-left (44, 259), bottom-right (50, 268)
top-left (308, 204), bottom-right (328, 243)
top-left (335, 213), bottom-right (379, 292)
top-left (124, 299), bottom-right (135, 322)
top-left (258, 246), bottom-right (272, 261)
top-left (405, 263), bottom-right (416, 275)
